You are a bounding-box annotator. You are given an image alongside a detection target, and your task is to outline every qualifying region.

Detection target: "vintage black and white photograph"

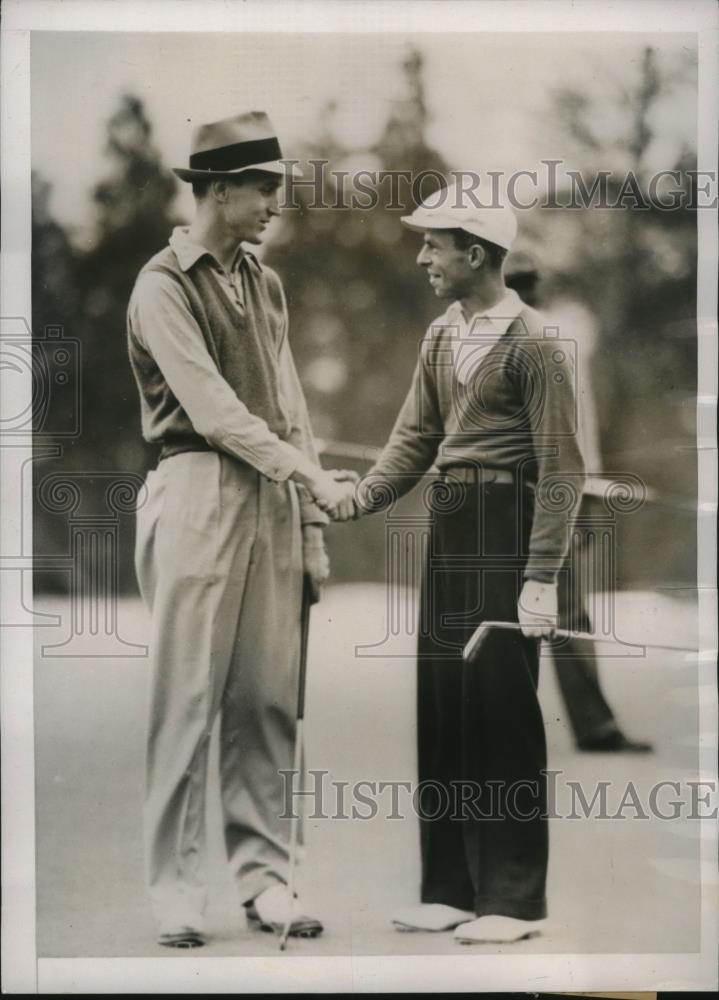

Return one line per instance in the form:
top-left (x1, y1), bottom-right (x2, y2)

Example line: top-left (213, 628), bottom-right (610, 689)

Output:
top-left (1, 0), bottom-right (717, 993)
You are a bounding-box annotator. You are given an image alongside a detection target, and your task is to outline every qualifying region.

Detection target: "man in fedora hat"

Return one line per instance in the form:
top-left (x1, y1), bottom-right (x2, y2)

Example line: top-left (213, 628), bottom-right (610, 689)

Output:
top-left (356, 178), bottom-right (585, 944)
top-left (127, 111), bottom-right (355, 948)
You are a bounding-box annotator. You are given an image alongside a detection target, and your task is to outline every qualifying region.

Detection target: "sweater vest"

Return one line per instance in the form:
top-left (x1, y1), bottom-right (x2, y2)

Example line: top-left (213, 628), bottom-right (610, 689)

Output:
top-left (128, 246), bottom-right (291, 458)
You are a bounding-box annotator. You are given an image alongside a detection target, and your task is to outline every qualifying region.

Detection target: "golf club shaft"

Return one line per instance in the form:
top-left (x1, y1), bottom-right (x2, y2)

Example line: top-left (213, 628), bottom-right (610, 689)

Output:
top-left (279, 576), bottom-right (315, 950)
top-left (464, 620), bottom-right (698, 661)
top-left (279, 719), bottom-right (304, 951)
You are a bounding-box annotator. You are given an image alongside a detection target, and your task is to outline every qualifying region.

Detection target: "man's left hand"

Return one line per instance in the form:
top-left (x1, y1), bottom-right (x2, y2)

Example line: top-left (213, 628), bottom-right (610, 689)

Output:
top-left (328, 469), bottom-right (360, 522)
top-left (518, 580), bottom-right (558, 639)
top-left (302, 525), bottom-right (330, 593)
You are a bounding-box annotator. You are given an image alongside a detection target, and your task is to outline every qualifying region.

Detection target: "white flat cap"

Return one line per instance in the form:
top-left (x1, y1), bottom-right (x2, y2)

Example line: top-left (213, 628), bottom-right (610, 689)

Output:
top-left (401, 177), bottom-right (517, 251)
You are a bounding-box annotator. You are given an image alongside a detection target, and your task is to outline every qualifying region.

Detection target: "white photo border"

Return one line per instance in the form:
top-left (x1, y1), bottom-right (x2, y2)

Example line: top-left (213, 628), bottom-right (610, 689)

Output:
top-left (1, 0), bottom-right (717, 993)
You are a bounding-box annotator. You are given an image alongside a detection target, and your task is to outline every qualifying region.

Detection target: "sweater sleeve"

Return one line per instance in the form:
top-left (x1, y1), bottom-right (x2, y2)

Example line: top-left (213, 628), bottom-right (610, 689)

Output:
top-left (519, 336), bottom-right (586, 583)
top-left (274, 286), bottom-right (330, 527)
top-left (360, 333), bottom-right (444, 513)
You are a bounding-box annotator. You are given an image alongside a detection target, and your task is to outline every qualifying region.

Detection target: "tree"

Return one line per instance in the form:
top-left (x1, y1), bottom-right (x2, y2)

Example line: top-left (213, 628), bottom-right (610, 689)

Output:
top-left (31, 172), bottom-right (85, 591)
top-left (536, 45), bottom-right (698, 587)
top-left (32, 96), bottom-right (182, 594)
top-left (542, 47), bottom-right (697, 493)
top-left (75, 94), bottom-right (181, 471)
top-left (31, 172), bottom-right (81, 344)
top-left (266, 49), bottom-right (448, 447)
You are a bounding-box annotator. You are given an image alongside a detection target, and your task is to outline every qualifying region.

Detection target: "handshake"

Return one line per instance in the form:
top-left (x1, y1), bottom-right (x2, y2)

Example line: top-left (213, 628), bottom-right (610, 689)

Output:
top-left (293, 462), bottom-right (362, 522)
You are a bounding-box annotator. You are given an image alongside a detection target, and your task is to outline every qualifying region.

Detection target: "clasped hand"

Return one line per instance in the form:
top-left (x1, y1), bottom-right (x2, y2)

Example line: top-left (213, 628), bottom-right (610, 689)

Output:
top-left (310, 468), bottom-right (360, 522)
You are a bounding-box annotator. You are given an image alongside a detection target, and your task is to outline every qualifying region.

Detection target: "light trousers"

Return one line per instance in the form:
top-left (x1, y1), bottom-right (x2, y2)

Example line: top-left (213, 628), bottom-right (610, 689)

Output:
top-left (135, 451), bottom-right (303, 935)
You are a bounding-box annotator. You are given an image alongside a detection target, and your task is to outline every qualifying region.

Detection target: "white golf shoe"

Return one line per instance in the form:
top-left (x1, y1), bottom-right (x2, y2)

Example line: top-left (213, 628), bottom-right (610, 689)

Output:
top-left (453, 914), bottom-right (546, 944)
top-left (246, 883), bottom-right (323, 939)
top-left (392, 903), bottom-right (476, 932)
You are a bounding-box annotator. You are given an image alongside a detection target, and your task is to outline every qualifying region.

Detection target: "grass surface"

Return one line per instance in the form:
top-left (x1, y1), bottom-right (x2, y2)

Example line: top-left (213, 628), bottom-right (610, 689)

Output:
top-left (34, 584), bottom-right (705, 958)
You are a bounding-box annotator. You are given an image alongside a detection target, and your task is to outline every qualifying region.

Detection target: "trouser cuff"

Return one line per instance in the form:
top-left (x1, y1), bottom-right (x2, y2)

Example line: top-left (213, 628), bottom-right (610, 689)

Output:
top-left (156, 911), bottom-right (206, 936)
top-left (474, 895), bottom-right (547, 920)
top-left (239, 872), bottom-right (287, 908)
top-left (577, 719), bottom-right (621, 744)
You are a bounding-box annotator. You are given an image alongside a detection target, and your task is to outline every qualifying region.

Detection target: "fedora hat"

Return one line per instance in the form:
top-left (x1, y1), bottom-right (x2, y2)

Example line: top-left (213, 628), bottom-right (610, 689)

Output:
top-left (401, 177), bottom-right (517, 251)
top-left (173, 111), bottom-right (301, 182)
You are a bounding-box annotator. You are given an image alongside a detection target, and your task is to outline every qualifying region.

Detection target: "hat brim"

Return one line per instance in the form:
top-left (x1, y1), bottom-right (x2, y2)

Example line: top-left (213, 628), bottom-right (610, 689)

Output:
top-left (400, 212), bottom-right (513, 251)
top-left (400, 211), bottom-right (461, 233)
top-left (399, 215), bottom-right (425, 232)
top-left (173, 159), bottom-right (303, 182)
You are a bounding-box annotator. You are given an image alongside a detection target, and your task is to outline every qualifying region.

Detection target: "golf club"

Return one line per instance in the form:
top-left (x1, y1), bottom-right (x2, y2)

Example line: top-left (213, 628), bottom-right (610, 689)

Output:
top-left (279, 574), bottom-right (320, 951)
top-left (464, 620), bottom-right (699, 664)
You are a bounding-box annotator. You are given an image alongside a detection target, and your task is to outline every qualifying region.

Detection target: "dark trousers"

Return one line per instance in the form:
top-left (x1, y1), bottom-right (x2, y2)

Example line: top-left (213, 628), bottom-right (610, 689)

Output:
top-left (417, 481), bottom-right (548, 920)
top-left (551, 523), bottom-right (620, 745)
top-left (551, 642), bottom-right (619, 742)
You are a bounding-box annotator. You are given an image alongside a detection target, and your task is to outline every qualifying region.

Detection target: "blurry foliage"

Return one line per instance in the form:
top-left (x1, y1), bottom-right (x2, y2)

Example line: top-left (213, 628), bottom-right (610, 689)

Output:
top-left (76, 95), bottom-right (181, 471)
top-left (531, 46), bottom-right (697, 504)
top-left (32, 174), bottom-right (82, 335)
top-left (34, 94), bottom-right (180, 473)
top-left (33, 95), bottom-right (180, 591)
top-left (267, 51), bottom-right (444, 446)
top-left (32, 48), bottom-right (697, 592)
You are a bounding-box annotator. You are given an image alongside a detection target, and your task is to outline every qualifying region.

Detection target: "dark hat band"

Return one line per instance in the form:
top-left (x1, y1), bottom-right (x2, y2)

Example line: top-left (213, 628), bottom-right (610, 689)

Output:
top-left (189, 137), bottom-right (283, 172)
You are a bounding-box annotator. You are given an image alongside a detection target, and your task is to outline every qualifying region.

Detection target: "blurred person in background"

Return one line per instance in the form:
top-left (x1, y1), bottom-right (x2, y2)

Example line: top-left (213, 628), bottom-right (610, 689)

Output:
top-left (505, 252), bottom-right (652, 754)
top-left (127, 111), bottom-right (354, 949)
top-left (356, 180), bottom-right (585, 944)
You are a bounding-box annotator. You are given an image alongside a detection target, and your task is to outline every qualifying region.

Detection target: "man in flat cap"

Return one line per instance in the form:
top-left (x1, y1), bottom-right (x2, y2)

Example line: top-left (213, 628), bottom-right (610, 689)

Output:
top-left (127, 111), bottom-right (354, 948)
top-left (357, 179), bottom-right (585, 943)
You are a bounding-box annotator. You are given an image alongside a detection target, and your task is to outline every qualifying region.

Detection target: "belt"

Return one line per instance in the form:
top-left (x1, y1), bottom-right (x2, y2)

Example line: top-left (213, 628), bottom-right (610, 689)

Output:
top-left (438, 466), bottom-right (516, 486)
top-left (159, 440), bottom-right (213, 461)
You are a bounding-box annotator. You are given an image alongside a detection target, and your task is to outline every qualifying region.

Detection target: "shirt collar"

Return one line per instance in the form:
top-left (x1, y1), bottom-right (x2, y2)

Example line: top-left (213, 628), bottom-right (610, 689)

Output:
top-left (168, 226), bottom-right (262, 274)
top-left (446, 287), bottom-right (524, 337)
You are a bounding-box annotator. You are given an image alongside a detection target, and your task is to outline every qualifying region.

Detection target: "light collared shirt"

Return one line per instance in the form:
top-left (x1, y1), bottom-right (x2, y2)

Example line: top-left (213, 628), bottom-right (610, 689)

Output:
top-left (443, 287), bottom-right (524, 384)
top-left (128, 227), bottom-right (327, 524)
top-left (170, 227), bottom-right (246, 310)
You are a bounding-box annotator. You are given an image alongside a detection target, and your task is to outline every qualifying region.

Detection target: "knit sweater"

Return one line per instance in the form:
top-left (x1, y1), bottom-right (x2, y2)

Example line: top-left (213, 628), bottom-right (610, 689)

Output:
top-left (129, 245), bottom-right (292, 456)
top-left (127, 237), bottom-right (327, 525)
top-left (365, 302), bottom-right (585, 582)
